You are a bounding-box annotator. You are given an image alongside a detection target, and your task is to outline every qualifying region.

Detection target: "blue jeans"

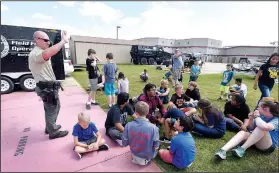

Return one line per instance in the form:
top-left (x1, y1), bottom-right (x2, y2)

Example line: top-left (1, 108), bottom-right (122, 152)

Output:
top-left (224, 117), bottom-right (240, 132)
top-left (256, 84), bottom-right (273, 108)
top-left (192, 121), bottom-right (225, 138)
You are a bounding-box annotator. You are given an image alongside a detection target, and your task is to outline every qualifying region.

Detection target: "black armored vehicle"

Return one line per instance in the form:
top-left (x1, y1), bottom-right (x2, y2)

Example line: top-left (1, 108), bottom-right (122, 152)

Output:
top-left (183, 53), bottom-right (203, 68)
top-left (130, 45), bottom-right (172, 66)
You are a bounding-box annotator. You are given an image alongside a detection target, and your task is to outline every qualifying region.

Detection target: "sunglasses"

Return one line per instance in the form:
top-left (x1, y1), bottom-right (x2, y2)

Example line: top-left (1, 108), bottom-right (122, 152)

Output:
top-left (36, 37), bottom-right (50, 42)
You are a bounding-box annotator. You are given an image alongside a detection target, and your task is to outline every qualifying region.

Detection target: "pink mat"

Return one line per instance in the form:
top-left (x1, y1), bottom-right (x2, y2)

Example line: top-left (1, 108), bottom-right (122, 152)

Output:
top-left (1, 87), bottom-right (162, 172)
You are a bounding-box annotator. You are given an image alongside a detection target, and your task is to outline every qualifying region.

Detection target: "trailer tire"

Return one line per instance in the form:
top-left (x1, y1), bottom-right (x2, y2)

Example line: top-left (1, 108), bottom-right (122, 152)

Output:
top-left (20, 75), bottom-right (36, 92)
top-left (1, 76), bottom-right (14, 94)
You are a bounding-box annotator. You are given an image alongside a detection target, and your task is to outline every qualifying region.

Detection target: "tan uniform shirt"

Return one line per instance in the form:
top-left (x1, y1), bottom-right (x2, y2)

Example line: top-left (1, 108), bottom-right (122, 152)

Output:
top-left (28, 46), bottom-right (56, 83)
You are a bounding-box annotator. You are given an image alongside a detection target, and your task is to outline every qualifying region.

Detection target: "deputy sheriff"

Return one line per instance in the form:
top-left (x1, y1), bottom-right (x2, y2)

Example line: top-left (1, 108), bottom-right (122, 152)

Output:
top-left (28, 30), bottom-right (69, 140)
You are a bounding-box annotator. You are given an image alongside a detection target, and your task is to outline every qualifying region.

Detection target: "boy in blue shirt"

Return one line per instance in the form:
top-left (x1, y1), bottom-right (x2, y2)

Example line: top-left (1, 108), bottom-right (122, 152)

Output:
top-left (218, 64), bottom-right (234, 101)
top-left (189, 59), bottom-right (201, 82)
top-left (72, 112), bottom-right (109, 159)
top-left (103, 53), bottom-right (118, 108)
top-left (159, 116), bottom-right (196, 169)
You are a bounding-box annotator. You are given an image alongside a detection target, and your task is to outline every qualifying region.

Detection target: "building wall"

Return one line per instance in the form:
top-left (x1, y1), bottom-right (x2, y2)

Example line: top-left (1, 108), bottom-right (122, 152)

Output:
top-left (70, 35), bottom-right (150, 65)
top-left (74, 42), bottom-right (133, 64)
top-left (69, 35), bottom-right (276, 65)
top-left (219, 46), bottom-right (275, 57)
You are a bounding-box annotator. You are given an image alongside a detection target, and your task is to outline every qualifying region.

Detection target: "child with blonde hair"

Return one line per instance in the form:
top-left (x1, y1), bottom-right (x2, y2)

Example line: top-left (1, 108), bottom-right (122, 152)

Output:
top-left (157, 79), bottom-right (170, 104)
top-left (72, 111), bottom-right (109, 159)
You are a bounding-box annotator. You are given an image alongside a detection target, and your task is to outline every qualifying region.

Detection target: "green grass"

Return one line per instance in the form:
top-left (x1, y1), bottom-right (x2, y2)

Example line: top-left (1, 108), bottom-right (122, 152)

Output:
top-left (72, 65), bottom-right (278, 172)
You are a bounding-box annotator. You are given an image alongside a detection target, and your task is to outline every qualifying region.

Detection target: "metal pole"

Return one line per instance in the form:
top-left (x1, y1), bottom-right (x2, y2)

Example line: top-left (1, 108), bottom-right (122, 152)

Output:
top-left (116, 26), bottom-right (121, 39)
top-left (116, 26), bottom-right (118, 39)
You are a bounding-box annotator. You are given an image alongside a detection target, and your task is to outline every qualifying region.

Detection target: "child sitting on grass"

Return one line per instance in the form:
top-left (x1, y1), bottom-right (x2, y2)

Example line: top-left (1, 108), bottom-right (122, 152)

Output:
top-left (156, 79), bottom-right (170, 104)
top-left (192, 99), bottom-right (226, 139)
top-left (72, 111), bottom-right (109, 159)
top-left (185, 81), bottom-right (201, 105)
top-left (167, 84), bottom-right (196, 116)
top-left (229, 78), bottom-right (248, 98)
top-left (215, 99), bottom-right (278, 160)
top-left (164, 68), bottom-right (173, 82)
top-left (140, 69), bottom-right (149, 82)
top-left (116, 72), bottom-right (129, 94)
top-left (158, 116), bottom-right (196, 169)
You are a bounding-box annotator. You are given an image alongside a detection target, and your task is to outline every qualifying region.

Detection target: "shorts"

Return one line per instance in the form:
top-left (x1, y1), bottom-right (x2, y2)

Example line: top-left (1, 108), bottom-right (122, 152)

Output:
top-left (220, 85), bottom-right (229, 94)
top-left (106, 127), bottom-right (123, 140)
top-left (73, 137), bottom-right (97, 150)
top-left (104, 83), bottom-right (115, 96)
top-left (239, 141), bottom-right (276, 154)
top-left (159, 150), bottom-right (193, 169)
top-left (256, 145), bottom-right (276, 153)
top-left (131, 151), bottom-right (158, 166)
top-left (89, 78), bottom-right (98, 91)
top-left (173, 68), bottom-right (181, 81)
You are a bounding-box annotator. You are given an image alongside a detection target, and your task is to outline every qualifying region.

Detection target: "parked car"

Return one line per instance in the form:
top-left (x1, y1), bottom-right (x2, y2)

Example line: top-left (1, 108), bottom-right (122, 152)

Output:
top-left (64, 59), bottom-right (74, 75)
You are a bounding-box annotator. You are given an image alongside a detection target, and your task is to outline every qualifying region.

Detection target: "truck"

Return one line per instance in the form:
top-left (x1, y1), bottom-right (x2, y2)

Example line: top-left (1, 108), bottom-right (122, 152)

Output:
top-left (1, 25), bottom-right (66, 94)
top-left (130, 45), bottom-right (172, 66)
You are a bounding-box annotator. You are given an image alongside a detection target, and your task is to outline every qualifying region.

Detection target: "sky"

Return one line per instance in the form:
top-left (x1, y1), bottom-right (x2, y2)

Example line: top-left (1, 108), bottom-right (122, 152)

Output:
top-left (1, 1), bottom-right (278, 46)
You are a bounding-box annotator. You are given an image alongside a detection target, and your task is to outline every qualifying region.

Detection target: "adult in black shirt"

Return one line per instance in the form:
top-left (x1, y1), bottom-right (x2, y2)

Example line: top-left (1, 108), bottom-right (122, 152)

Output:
top-left (85, 49), bottom-right (101, 109)
top-left (254, 53), bottom-right (279, 107)
top-left (185, 81), bottom-right (201, 101)
top-left (224, 94), bottom-right (250, 132)
top-left (105, 92), bottom-right (136, 146)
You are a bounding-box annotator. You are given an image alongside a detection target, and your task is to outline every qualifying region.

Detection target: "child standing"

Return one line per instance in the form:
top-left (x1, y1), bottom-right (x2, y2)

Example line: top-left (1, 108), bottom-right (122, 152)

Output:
top-left (85, 49), bottom-right (100, 110)
top-left (140, 69), bottom-right (149, 82)
top-left (117, 72), bottom-right (129, 93)
top-left (218, 64), bottom-right (234, 101)
top-left (72, 112), bottom-right (109, 159)
top-left (103, 53), bottom-right (118, 108)
top-left (189, 59), bottom-right (201, 82)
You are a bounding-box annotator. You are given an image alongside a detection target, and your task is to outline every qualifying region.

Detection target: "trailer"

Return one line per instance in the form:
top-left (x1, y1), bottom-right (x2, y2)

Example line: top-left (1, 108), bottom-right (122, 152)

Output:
top-left (1, 25), bottom-right (65, 94)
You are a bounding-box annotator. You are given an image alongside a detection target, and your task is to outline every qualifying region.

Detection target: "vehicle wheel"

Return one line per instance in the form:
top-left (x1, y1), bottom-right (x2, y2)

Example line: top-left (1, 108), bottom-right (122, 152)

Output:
top-left (140, 58), bottom-right (148, 65)
top-left (133, 60), bottom-right (139, 65)
top-left (1, 76), bottom-right (14, 94)
top-left (148, 58), bottom-right (155, 65)
top-left (20, 75), bottom-right (36, 92)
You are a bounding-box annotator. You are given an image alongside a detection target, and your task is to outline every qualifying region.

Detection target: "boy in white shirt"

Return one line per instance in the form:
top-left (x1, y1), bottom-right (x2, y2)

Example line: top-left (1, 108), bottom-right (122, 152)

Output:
top-left (229, 78), bottom-right (248, 98)
top-left (140, 69), bottom-right (149, 82)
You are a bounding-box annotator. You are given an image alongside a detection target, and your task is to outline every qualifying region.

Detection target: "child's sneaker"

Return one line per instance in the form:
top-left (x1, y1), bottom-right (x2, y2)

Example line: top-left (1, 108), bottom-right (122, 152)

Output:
top-left (86, 103), bottom-right (91, 110)
top-left (232, 146), bottom-right (245, 158)
top-left (217, 97), bottom-right (222, 101)
top-left (77, 153), bottom-right (83, 159)
top-left (159, 137), bottom-right (171, 143)
top-left (98, 144), bottom-right (109, 151)
top-left (214, 149), bottom-right (226, 160)
top-left (116, 139), bottom-right (123, 147)
top-left (91, 101), bottom-right (99, 106)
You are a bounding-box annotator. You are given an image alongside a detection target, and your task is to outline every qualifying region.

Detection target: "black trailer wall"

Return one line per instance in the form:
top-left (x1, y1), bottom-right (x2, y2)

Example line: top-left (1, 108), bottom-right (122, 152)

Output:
top-left (1, 25), bottom-right (65, 80)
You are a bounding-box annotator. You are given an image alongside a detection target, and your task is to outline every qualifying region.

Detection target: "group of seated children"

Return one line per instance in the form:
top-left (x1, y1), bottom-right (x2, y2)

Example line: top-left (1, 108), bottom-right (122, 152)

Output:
top-left (80, 59), bottom-right (278, 169)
